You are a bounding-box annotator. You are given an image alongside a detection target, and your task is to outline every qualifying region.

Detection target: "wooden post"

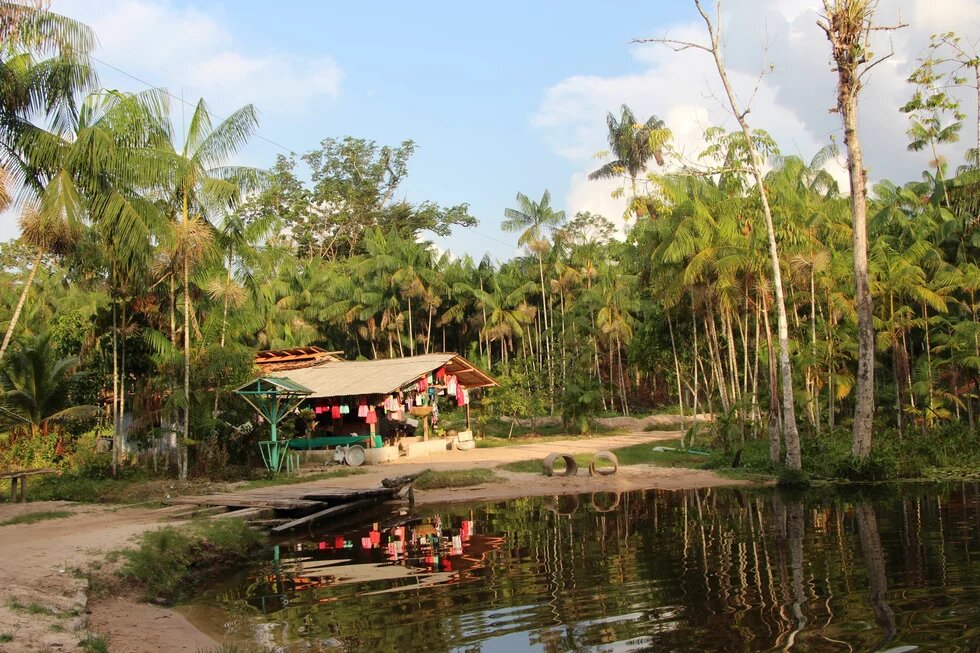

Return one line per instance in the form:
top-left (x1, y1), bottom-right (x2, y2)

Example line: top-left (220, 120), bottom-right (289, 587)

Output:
top-left (423, 416), bottom-right (430, 442)
top-left (20, 476), bottom-right (26, 503)
top-left (10, 477), bottom-right (16, 502)
top-left (369, 422), bottom-right (376, 448)
top-left (466, 403), bottom-right (471, 430)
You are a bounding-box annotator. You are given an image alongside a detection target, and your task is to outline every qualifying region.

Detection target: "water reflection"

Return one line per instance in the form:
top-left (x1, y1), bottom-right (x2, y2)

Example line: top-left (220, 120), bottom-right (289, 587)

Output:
top-left (197, 483), bottom-right (980, 652)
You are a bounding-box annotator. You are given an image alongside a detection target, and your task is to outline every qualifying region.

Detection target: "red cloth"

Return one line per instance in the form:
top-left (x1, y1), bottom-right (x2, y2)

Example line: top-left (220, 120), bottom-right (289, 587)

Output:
top-left (334, 536), bottom-right (345, 549)
top-left (369, 531), bottom-right (381, 545)
top-left (365, 409), bottom-right (378, 425)
top-left (435, 366), bottom-right (446, 381)
top-left (331, 405), bottom-right (341, 419)
top-left (456, 384), bottom-right (465, 407)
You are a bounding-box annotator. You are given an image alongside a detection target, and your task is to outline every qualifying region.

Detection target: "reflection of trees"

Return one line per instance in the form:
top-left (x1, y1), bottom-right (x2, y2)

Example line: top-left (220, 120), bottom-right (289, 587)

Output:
top-left (855, 502), bottom-right (897, 648)
top-left (194, 483), bottom-right (979, 652)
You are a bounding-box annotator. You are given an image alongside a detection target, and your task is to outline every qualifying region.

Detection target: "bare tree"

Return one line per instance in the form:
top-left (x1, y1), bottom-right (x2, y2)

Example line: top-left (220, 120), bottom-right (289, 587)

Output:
top-left (638, 0), bottom-right (802, 470)
top-left (819, 1), bottom-right (905, 459)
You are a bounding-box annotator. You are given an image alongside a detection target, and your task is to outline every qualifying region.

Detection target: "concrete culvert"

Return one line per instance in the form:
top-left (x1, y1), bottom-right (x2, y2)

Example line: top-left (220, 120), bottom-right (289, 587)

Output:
top-left (589, 451), bottom-right (619, 476)
top-left (542, 452), bottom-right (578, 477)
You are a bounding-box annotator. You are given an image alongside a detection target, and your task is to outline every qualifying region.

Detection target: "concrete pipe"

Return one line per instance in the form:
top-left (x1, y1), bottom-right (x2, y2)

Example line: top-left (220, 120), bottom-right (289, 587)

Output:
top-left (589, 451), bottom-right (619, 476)
top-left (542, 452), bottom-right (578, 477)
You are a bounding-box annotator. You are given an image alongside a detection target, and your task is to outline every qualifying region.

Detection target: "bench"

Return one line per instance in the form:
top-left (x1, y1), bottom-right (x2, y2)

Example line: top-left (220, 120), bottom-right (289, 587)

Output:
top-left (0, 468), bottom-right (59, 503)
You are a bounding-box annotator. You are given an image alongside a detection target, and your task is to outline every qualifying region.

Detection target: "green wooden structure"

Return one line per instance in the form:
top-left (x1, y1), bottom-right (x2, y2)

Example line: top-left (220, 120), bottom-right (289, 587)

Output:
top-left (235, 376), bottom-right (312, 473)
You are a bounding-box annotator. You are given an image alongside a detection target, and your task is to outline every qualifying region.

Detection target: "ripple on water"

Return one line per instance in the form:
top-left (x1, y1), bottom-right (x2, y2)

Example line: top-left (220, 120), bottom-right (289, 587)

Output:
top-left (191, 483), bottom-right (980, 653)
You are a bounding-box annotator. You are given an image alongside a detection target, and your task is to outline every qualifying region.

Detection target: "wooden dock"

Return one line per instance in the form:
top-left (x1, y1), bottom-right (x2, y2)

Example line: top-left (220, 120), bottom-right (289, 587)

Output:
top-left (167, 474), bottom-right (419, 532)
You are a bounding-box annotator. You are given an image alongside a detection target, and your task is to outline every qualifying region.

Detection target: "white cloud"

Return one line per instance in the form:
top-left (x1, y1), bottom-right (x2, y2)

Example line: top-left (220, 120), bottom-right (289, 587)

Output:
top-left (52, 0), bottom-right (342, 118)
top-left (535, 0), bottom-right (980, 226)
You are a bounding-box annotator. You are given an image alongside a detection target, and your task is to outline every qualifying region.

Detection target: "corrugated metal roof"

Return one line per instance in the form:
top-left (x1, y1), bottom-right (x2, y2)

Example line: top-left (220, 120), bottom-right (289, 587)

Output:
top-left (266, 353), bottom-right (495, 399)
top-left (235, 376), bottom-right (314, 395)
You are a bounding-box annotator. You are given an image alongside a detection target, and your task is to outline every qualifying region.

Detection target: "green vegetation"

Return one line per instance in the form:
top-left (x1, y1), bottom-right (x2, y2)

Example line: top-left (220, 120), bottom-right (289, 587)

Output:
top-left (78, 634), bottom-right (109, 653)
top-left (0, 3), bottom-right (976, 490)
top-left (119, 519), bottom-right (266, 604)
top-left (0, 633), bottom-right (12, 643)
top-left (0, 510), bottom-right (72, 526)
top-left (414, 469), bottom-right (501, 490)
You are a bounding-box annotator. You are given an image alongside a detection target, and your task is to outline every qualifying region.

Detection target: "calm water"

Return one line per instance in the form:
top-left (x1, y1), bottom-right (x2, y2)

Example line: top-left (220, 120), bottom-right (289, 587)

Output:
top-left (195, 483), bottom-right (980, 652)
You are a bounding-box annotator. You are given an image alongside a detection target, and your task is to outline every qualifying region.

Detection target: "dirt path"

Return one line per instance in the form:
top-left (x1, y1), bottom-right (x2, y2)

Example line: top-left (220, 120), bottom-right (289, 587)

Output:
top-left (289, 430), bottom-right (746, 504)
top-left (0, 503), bottom-right (218, 653)
top-left (0, 429), bottom-right (745, 652)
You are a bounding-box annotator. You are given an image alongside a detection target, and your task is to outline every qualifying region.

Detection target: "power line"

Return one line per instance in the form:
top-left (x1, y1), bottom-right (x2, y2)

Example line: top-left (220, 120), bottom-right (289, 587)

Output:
top-left (88, 55), bottom-right (516, 251)
top-left (90, 54), bottom-right (297, 154)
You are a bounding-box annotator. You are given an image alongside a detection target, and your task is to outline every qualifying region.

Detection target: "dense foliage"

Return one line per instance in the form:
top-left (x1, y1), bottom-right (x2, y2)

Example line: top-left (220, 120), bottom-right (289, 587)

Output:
top-left (0, 2), bottom-right (976, 480)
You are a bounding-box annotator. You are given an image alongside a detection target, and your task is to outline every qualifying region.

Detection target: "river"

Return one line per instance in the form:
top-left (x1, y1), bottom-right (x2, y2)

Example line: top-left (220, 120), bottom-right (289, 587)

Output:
top-left (190, 482), bottom-right (979, 652)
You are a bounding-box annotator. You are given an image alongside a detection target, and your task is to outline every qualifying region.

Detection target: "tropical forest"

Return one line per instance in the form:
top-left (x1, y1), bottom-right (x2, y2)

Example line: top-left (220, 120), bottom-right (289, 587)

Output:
top-left (1, 1), bottom-right (979, 652)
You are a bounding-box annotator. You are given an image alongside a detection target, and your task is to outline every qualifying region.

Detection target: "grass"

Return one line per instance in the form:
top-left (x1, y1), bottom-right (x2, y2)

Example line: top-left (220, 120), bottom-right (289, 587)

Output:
top-left (236, 467), bottom-right (365, 490)
top-left (79, 634), bottom-right (109, 653)
top-left (2, 465), bottom-right (367, 506)
top-left (119, 519), bottom-right (266, 604)
top-left (0, 510), bottom-right (72, 526)
top-left (414, 468), bottom-right (501, 490)
top-left (0, 633), bottom-right (12, 643)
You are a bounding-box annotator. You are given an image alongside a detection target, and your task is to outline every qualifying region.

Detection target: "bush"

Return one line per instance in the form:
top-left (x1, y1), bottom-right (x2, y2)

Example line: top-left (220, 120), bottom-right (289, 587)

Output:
top-left (120, 519), bottom-right (266, 604)
top-left (776, 467), bottom-right (811, 489)
top-left (834, 450), bottom-right (899, 482)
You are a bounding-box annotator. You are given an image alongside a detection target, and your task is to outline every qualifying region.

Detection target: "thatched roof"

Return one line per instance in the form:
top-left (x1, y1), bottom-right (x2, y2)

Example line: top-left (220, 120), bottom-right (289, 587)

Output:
top-left (267, 353), bottom-right (495, 400)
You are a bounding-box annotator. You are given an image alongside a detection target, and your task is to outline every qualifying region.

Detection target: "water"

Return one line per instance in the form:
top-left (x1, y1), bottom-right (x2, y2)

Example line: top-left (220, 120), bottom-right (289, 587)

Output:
top-left (194, 483), bottom-right (980, 652)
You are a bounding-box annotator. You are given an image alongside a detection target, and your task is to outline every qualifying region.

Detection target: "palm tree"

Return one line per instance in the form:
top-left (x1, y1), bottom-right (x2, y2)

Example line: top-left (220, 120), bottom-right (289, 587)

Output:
top-left (503, 190), bottom-right (565, 411)
top-left (589, 104), bottom-right (669, 216)
top-left (160, 98), bottom-right (262, 479)
top-left (0, 333), bottom-right (98, 438)
top-left (0, 3), bottom-right (97, 361)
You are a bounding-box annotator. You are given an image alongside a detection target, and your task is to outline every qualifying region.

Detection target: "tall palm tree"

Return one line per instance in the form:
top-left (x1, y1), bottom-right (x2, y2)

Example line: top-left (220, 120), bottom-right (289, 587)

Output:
top-left (160, 98), bottom-right (262, 479)
top-left (503, 190), bottom-right (564, 411)
top-left (0, 2), bottom-right (97, 361)
top-left (589, 104), bottom-right (669, 216)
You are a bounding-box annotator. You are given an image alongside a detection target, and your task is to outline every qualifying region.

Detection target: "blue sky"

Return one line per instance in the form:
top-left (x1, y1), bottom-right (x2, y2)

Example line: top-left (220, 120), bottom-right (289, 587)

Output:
top-left (8, 0), bottom-right (979, 259)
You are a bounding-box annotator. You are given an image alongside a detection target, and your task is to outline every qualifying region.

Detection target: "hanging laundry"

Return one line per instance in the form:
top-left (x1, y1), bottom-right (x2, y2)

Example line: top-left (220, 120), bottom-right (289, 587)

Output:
top-left (456, 383), bottom-right (465, 407)
top-left (331, 404), bottom-right (342, 419)
top-left (365, 408), bottom-right (378, 425)
top-left (447, 374), bottom-right (457, 395)
top-left (463, 389), bottom-right (470, 405)
top-left (435, 366), bottom-right (446, 381)
top-left (340, 403), bottom-right (349, 415)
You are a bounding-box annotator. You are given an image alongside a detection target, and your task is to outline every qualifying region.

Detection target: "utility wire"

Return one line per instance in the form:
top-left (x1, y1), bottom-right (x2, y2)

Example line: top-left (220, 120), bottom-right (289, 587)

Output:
top-left (89, 55), bottom-right (516, 252)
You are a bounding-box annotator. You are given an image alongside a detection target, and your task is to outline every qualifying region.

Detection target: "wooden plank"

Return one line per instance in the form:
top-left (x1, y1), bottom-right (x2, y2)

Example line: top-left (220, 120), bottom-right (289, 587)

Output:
top-left (0, 468), bottom-right (58, 480)
top-left (271, 498), bottom-right (381, 533)
top-left (169, 496), bottom-right (326, 510)
top-left (210, 506), bottom-right (273, 521)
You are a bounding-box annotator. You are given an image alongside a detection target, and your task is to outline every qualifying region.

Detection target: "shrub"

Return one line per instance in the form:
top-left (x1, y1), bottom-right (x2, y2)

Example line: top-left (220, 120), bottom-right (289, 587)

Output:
top-left (120, 519), bottom-right (266, 604)
top-left (776, 467), bottom-right (811, 489)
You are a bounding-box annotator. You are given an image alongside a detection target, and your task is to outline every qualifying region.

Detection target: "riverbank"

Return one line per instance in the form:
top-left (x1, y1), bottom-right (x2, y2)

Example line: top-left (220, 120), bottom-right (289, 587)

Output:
top-left (0, 429), bottom-right (750, 652)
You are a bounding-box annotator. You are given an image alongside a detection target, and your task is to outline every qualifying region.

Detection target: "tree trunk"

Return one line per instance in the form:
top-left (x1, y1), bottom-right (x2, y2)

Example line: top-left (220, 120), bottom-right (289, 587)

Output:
top-left (820, 2), bottom-right (876, 459)
top-left (181, 192), bottom-right (191, 481)
top-left (692, 1), bottom-right (801, 468)
top-left (840, 73), bottom-right (875, 459)
top-left (537, 253), bottom-right (554, 414)
top-left (762, 297), bottom-right (781, 465)
top-left (667, 313), bottom-right (686, 443)
top-left (0, 248), bottom-right (43, 361)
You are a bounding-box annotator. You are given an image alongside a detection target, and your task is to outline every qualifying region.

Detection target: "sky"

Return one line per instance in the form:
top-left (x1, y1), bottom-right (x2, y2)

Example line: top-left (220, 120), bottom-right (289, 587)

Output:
top-left (4, 0), bottom-right (979, 260)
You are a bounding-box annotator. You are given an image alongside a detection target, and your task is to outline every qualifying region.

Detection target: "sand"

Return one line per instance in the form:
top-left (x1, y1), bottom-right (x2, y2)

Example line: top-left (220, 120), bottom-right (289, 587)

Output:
top-left (0, 429), bottom-right (747, 652)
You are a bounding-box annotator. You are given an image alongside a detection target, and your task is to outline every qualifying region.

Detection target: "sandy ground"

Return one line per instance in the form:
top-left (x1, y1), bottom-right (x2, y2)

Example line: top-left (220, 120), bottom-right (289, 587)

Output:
top-left (0, 502), bottom-right (219, 653)
top-left (0, 429), bottom-right (747, 652)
